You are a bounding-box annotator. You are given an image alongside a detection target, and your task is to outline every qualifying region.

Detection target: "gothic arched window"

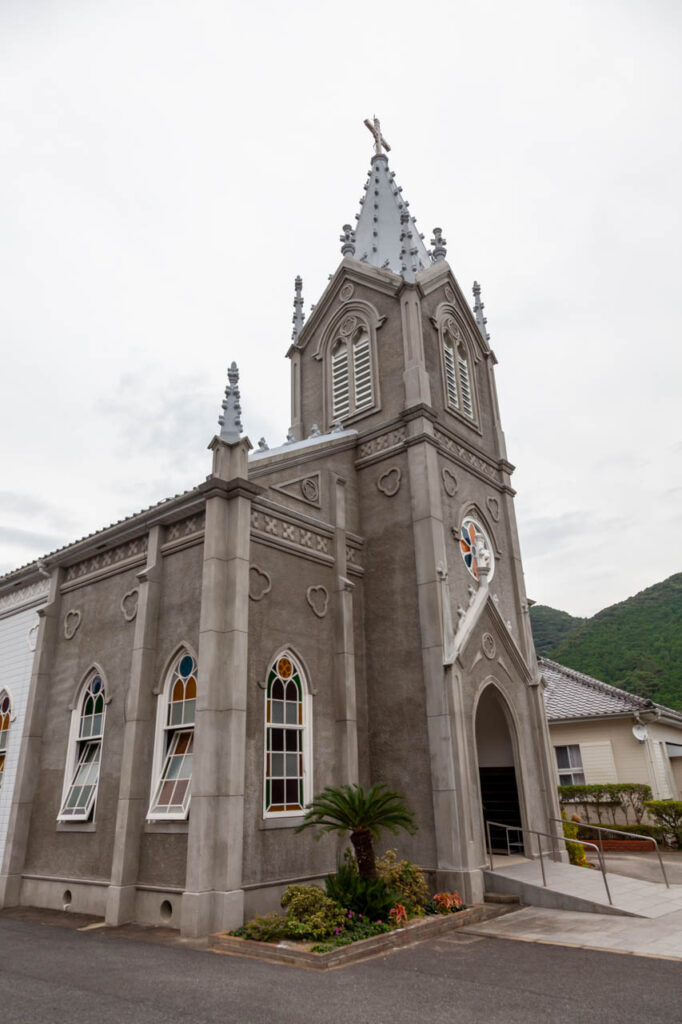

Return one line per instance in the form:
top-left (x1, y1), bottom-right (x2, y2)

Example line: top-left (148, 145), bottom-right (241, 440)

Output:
top-left (148, 650), bottom-right (196, 820)
top-left (441, 320), bottom-right (475, 422)
top-left (264, 652), bottom-right (310, 816)
top-left (0, 690), bottom-right (11, 789)
top-left (330, 325), bottom-right (374, 422)
top-left (58, 672), bottom-right (106, 821)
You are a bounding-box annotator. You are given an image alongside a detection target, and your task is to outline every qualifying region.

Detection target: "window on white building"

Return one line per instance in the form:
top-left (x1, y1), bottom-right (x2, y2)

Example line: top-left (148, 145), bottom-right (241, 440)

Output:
top-left (555, 744), bottom-right (586, 785)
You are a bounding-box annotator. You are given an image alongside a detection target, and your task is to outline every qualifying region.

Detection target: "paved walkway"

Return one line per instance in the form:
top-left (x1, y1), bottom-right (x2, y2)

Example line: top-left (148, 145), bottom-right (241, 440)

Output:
top-left (484, 856), bottom-right (682, 917)
top-left (464, 904), bottom-right (682, 960)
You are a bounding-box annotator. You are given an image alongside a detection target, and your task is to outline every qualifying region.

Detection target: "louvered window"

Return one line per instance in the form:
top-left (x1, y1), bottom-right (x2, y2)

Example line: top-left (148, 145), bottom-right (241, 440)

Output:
top-left (331, 342), bottom-right (350, 419)
top-left (443, 340), bottom-right (459, 410)
top-left (442, 324), bottom-right (475, 422)
top-left (458, 345), bottom-right (473, 419)
top-left (330, 327), bottom-right (374, 422)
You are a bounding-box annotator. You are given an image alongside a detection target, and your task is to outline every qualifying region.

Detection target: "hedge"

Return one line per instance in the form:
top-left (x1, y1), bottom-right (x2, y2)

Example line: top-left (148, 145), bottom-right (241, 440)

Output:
top-left (558, 783), bottom-right (652, 825)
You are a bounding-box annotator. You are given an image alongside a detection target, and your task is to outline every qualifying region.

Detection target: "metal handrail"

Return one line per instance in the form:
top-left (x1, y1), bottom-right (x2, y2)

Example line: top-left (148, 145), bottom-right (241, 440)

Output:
top-left (485, 818), bottom-right (613, 905)
top-left (551, 817), bottom-right (670, 889)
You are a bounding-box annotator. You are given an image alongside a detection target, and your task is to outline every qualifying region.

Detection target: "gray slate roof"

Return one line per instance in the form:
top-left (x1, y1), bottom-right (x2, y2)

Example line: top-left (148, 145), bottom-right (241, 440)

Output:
top-left (352, 154), bottom-right (431, 279)
top-left (540, 657), bottom-right (655, 721)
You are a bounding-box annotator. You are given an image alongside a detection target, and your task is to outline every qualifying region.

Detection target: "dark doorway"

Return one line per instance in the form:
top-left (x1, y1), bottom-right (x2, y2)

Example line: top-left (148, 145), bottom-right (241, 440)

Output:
top-left (475, 686), bottom-right (523, 854)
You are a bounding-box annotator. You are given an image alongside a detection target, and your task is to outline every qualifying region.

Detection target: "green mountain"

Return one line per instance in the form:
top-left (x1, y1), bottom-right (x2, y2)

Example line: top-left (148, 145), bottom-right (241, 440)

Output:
top-left (530, 574), bottom-right (682, 711)
top-left (529, 605), bottom-right (586, 657)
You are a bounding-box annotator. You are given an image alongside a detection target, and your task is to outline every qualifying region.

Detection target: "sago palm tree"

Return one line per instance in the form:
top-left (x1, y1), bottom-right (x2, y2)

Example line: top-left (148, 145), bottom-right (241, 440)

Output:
top-left (296, 782), bottom-right (417, 879)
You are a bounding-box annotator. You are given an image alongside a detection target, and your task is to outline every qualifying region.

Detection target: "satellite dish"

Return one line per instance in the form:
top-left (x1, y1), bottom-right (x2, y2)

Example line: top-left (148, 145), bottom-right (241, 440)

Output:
top-left (632, 723), bottom-right (648, 743)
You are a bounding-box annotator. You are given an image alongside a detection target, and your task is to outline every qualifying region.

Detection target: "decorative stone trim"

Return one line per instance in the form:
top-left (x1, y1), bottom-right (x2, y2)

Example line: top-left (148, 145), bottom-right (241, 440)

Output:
top-left (306, 585), bottom-right (329, 618)
top-left (377, 466), bottom-right (401, 497)
top-left (63, 609), bottom-right (81, 640)
top-left (357, 427), bottom-right (406, 461)
top-left (120, 588), bottom-right (139, 622)
top-left (249, 566), bottom-right (272, 602)
top-left (339, 282), bottom-right (354, 302)
top-left (250, 508), bottom-right (333, 565)
top-left (486, 496), bottom-right (500, 522)
top-left (433, 428), bottom-right (498, 483)
top-left (482, 633), bottom-right (496, 659)
top-left (27, 623), bottom-right (39, 651)
top-left (0, 578), bottom-right (50, 615)
top-left (165, 513), bottom-right (205, 543)
top-left (64, 536), bottom-right (148, 584)
top-left (441, 466), bottom-right (458, 496)
top-left (270, 473), bottom-right (321, 509)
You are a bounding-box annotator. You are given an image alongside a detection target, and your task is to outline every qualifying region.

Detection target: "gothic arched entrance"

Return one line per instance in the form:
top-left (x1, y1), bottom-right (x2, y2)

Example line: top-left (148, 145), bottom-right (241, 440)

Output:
top-left (475, 685), bottom-right (523, 854)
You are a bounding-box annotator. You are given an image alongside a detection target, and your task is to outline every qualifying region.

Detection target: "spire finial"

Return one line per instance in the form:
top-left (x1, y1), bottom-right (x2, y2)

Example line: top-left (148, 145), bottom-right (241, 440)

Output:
top-left (291, 275), bottom-right (305, 341)
top-left (472, 281), bottom-right (491, 343)
top-left (340, 223), bottom-right (356, 257)
top-left (363, 115), bottom-right (391, 156)
top-left (431, 227), bottom-right (447, 263)
top-left (218, 361), bottom-right (243, 442)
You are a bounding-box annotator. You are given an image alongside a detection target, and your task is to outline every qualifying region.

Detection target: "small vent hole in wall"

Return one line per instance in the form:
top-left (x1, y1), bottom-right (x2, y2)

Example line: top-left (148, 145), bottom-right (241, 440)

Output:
top-left (62, 889), bottom-right (72, 910)
top-left (160, 899), bottom-right (173, 922)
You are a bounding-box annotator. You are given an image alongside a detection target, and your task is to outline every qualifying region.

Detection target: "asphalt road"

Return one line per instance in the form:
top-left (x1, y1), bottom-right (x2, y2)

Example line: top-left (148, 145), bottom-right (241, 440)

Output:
top-left (1, 915), bottom-right (680, 1024)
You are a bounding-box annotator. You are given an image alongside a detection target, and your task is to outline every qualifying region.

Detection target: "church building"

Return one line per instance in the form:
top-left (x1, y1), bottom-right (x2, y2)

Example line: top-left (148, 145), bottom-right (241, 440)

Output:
top-left (0, 119), bottom-right (561, 938)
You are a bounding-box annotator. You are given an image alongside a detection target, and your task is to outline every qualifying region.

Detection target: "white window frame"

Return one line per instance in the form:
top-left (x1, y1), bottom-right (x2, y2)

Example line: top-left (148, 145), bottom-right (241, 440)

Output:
top-left (147, 650), bottom-right (197, 822)
top-left (263, 650), bottom-right (312, 819)
top-left (554, 744), bottom-right (586, 786)
top-left (58, 672), bottom-right (107, 823)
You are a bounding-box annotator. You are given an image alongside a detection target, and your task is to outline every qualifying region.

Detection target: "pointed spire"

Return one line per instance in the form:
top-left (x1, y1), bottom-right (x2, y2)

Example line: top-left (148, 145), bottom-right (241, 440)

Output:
top-left (346, 118), bottom-right (430, 278)
top-left (430, 227), bottom-right (447, 262)
top-left (218, 361), bottom-right (243, 442)
top-left (340, 224), bottom-right (356, 257)
top-left (291, 275), bottom-right (305, 341)
top-left (472, 281), bottom-right (491, 343)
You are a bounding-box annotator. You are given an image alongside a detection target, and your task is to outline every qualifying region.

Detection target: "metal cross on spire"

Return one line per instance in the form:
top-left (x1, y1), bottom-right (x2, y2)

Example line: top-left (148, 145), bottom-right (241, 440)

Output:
top-left (364, 115), bottom-right (391, 155)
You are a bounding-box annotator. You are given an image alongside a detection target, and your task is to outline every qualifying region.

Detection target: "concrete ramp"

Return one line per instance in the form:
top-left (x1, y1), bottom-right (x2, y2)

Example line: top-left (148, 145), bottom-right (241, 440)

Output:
top-left (484, 858), bottom-right (682, 918)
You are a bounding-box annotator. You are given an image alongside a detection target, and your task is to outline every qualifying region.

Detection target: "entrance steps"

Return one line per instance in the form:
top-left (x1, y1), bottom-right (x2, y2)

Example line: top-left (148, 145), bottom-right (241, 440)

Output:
top-left (484, 857), bottom-right (682, 918)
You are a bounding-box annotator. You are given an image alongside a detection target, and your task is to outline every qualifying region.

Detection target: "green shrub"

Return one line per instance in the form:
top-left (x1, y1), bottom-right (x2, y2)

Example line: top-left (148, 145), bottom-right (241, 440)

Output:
top-left (280, 885), bottom-right (346, 939)
top-left (231, 913), bottom-right (305, 942)
top-left (325, 863), bottom-right (399, 920)
top-left (644, 801), bottom-right (682, 847)
top-left (375, 849), bottom-right (430, 914)
top-left (562, 812), bottom-right (589, 867)
top-left (310, 916), bottom-right (392, 953)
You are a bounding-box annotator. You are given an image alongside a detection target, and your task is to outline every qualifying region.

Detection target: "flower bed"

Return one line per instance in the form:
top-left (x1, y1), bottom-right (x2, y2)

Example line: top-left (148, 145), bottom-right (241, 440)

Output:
top-left (212, 904), bottom-right (495, 970)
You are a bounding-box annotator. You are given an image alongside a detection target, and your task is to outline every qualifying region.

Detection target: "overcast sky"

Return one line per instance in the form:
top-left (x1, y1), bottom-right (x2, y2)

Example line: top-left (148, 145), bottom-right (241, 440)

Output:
top-left (1, 0), bottom-right (680, 617)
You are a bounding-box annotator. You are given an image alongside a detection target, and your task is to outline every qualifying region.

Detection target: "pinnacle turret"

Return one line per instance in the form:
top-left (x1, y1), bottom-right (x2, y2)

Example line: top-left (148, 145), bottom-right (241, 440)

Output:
top-left (218, 361), bottom-right (243, 442)
top-left (472, 281), bottom-right (491, 343)
top-left (291, 276), bottom-right (305, 341)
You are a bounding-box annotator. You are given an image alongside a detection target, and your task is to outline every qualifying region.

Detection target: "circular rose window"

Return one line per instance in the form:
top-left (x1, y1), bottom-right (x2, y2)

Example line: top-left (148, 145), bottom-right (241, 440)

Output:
top-left (459, 517), bottom-right (494, 581)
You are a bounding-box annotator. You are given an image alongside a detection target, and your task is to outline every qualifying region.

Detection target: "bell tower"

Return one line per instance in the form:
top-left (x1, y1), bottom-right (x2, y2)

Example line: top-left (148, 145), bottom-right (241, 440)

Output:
top-left (283, 119), bottom-right (561, 901)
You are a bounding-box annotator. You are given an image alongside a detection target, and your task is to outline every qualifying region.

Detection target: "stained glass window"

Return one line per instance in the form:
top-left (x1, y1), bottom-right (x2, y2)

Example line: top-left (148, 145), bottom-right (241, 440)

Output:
top-left (58, 674), bottom-right (106, 821)
top-left (148, 651), bottom-right (197, 820)
top-left (0, 691), bottom-right (11, 789)
top-left (264, 654), bottom-right (308, 815)
top-left (459, 517), bottom-right (495, 582)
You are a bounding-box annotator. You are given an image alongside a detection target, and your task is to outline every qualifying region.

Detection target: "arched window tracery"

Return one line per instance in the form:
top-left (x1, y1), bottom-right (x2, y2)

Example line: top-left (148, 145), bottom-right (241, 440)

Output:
top-left (264, 652), bottom-right (311, 816)
top-left (148, 650), bottom-right (197, 820)
top-left (58, 672), bottom-right (106, 821)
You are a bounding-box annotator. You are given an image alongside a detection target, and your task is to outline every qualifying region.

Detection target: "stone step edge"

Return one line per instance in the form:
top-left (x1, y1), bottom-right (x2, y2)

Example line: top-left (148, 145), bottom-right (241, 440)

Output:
top-left (210, 903), bottom-right (511, 970)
